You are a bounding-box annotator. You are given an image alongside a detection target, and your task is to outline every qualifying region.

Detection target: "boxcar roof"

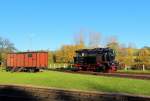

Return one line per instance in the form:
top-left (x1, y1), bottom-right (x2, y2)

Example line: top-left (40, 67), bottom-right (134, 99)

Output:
top-left (7, 51), bottom-right (48, 54)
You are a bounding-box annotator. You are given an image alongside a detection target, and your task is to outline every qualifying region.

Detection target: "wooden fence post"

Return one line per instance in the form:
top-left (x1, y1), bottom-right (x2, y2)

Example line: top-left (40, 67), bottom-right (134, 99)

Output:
top-left (49, 64), bottom-right (51, 68)
top-left (64, 64), bottom-right (66, 68)
top-left (143, 64), bottom-right (145, 71)
top-left (54, 64), bottom-right (55, 68)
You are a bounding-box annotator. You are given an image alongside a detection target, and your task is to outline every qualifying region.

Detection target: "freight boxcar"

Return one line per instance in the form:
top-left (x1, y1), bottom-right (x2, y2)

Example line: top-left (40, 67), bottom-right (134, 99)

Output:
top-left (74, 48), bottom-right (118, 72)
top-left (6, 51), bottom-right (48, 72)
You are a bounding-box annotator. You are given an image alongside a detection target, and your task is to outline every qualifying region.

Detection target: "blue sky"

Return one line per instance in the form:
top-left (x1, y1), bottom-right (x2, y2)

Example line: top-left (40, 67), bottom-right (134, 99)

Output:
top-left (0, 0), bottom-right (150, 51)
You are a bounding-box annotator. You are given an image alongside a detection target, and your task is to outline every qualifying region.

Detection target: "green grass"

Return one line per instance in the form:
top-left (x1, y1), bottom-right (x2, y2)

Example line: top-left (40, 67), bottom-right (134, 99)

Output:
top-left (0, 69), bottom-right (150, 96)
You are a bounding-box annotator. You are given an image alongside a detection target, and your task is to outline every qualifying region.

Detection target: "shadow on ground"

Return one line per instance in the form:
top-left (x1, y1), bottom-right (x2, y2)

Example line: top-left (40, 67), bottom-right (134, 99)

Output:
top-left (0, 86), bottom-right (37, 101)
top-left (0, 85), bottom-right (149, 101)
top-left (0, 86), bottom-right (82, 101)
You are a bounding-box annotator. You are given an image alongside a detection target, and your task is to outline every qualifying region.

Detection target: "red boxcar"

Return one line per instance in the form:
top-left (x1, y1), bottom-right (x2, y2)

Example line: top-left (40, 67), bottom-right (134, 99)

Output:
top-left (6, 51), bottom-right (48, 72)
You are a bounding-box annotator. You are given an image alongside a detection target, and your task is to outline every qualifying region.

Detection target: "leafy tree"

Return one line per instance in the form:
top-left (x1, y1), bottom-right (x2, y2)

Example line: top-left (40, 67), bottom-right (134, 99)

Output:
top-left (48, 51), bottom-right (54, 63)
top-left (137, 48), bottom-right (150, 68)
top-left (54, 43), bottom-right (85, 63)
top-left (124, 47), bottom-right (134, 66)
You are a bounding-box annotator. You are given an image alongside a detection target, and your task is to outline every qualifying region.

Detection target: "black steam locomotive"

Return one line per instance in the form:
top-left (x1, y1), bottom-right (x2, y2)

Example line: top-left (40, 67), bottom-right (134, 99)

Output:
top-left (74, 48), bottom-right (118, 72)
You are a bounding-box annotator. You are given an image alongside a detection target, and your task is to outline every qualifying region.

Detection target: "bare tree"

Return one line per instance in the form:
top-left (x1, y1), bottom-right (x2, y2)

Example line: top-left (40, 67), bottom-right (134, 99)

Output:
top-left (0, 37), bottom-right (16, 66)
top-left (0, 38), bottom-right (16, 52)
top-left (89, 32), bottom-right (101, 48)
top-left (128, 43), bottom-right (136, 49)
top-left (74, 30), bottom-right (85, 47)
top-left (0, 37), bottom-right (3, 49)
top-left (106, 36), bottom-right (120, 57)
top-left (107, 36), bottom-right (118, 44)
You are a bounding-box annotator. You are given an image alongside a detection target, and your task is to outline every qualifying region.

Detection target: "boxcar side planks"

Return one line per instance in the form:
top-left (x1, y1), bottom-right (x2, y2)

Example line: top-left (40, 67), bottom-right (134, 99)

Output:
top-left (6, 51), bottom-right (48, 72)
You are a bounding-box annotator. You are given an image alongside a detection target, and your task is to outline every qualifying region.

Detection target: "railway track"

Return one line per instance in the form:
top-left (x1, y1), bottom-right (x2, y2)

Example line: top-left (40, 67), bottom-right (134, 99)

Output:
top-left (62, 70), bottom-right (150, 80)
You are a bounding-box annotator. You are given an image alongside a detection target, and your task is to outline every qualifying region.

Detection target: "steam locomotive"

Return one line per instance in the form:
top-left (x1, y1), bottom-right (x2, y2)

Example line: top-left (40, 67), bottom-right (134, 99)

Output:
top-left (74, 48), bottom-right (118, 72)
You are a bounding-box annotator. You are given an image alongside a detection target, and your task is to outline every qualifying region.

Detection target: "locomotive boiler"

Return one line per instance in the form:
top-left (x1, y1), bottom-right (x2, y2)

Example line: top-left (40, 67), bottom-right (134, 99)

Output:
top-left (74, 48), bottom-right (117, 72)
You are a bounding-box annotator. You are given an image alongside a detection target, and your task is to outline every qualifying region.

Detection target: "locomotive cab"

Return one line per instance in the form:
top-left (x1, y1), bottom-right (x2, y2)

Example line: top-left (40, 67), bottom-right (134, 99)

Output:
top-left (74, 48), bottom-right (117, 72)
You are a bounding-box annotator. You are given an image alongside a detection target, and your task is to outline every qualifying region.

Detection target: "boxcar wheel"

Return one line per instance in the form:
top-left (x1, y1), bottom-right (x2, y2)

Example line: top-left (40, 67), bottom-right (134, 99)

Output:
top-left (6, 67), bottom-right (12, 72)
top-left (29, 69), bottom-right (35, 73)
top-left (35, 69), bottom-right (39, 72)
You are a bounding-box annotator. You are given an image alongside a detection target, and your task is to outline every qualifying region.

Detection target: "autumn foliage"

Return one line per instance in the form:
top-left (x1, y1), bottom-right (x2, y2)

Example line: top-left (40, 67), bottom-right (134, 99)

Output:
top-left (48, 33), bottom-right (150, 70)
top-left (0, 32), bottom-right (150, 70)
